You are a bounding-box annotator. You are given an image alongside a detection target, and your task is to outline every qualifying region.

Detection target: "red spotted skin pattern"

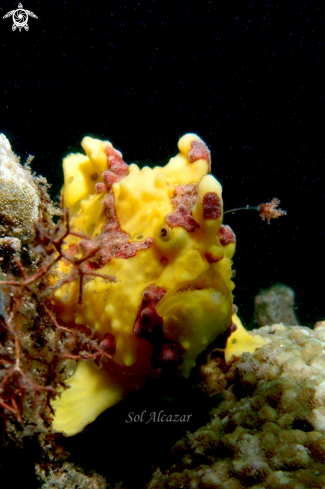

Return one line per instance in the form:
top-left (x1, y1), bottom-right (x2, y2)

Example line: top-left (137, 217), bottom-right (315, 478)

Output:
top-left (78, 148), bottom-right (152, 267)
top-left (133, 284), bottom-right (166, 338)
top-left (205, 252), bottom-right (223, 264)
top-left (96, 146), bottom-right (129, 193)
top-left (100, 333), bottom-right (116, 355)
top-left (166, 184), bottom-right (200, 232)
top-left (202, 192), bottom-right (222, 220)
top-left (78, 193), bottom-right (152, 267)
top-left (95, 182), bottom-right (106, 193)
top-left (133, 284), bottom-right (183, 375)
top-left (102, 170), bottom-right (120, 190)
top-left (188, 139), bottom-right (211, 172)
top-left (104, 145), bottom-right (129, 177)
top-left (217, 225), bottom-right (236, 246)
top-left (153, 341), bottom-right (183, 375)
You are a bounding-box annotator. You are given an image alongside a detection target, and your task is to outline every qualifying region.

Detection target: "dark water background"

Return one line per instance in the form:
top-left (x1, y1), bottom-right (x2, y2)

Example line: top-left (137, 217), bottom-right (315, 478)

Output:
top-left (0, 1), bottom-right (325, 487)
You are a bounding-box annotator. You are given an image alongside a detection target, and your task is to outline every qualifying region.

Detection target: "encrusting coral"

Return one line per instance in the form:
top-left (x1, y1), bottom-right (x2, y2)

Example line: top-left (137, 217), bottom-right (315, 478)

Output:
top-left (49, 133), bottom-right (241, 436)
top-left (254, 283), bottom-right (299, 327)
top-left (148, 321), bottom-right (325, 489)
top-left (0, 134), bottom-right (59, 274)
top-left (35, 461), bottom-right (107, 489)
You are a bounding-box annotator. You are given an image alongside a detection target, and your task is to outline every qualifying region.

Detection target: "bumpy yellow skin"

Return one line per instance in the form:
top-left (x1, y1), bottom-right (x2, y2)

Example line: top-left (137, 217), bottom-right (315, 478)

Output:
top-left (51, 134), bottom-right (236, 436)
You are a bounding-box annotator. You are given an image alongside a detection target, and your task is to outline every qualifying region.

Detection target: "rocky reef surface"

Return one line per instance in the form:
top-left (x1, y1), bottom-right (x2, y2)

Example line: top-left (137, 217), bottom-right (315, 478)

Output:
top-left (254, 283), bottom-right (299, 327)
top-left (147, 321), bottom-right (325, 489)
top-left (0, 133), bottom-right (59, 274)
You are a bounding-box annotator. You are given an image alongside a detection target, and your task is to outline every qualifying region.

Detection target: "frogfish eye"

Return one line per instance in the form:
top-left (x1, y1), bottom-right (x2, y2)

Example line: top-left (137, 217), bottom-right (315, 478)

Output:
top-left (159, 225), bottom-right (172, 241)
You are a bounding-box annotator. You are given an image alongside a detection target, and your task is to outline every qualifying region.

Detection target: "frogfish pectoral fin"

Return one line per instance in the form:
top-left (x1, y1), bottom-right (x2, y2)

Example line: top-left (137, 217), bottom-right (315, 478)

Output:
top-left (51, 360), bottom-right (125, 436)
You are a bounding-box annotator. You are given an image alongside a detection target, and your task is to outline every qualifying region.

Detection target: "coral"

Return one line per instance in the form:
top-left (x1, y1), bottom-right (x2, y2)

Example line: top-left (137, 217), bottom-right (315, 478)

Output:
top-left (0, 133), bottom-right (40, 243)
top-left (49, 133), bottom-right (237, 436)
top-left (0, 136), bottom-right (66, 440)
top-left (0, 133), bottom-right (60, 275)
top-left (147, 321), bottom-right (325, 489)
top-left (35, 462), bottom-right (107, 489)
top-left (254, 283), bottom-right (299, 327)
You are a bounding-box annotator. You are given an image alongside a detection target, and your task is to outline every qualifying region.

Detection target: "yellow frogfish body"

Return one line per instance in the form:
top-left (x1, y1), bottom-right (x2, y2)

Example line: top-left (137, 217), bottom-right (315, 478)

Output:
top-left (50, 134), bottom-right (237, 436)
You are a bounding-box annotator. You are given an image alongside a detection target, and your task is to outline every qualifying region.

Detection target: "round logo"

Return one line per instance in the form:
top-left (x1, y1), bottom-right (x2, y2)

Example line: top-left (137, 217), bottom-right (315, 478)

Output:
top-left (12, 8), bottom-right (29, 31)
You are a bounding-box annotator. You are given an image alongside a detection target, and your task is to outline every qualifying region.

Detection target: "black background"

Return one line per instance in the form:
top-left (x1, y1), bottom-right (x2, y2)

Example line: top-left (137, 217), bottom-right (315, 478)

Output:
top-left (1, 1), bottom-right (324, 327)
top-left (1, 1), bottom-right (325, 487)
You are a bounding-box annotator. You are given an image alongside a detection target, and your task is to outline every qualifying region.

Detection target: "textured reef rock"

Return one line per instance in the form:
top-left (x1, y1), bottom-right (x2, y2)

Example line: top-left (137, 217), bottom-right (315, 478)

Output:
top-left (254, 283), bottom-right (299, 327)
top-left (0, 133), bottom-right (59, 274)
top-left (0, 134), bottom-right (69, 442)
top-left (0, 133), bottom-right (41, 242)
top-left (35, 462), bottom-right (106, 489)
top-left (148, 321), bottom-right (325, 489)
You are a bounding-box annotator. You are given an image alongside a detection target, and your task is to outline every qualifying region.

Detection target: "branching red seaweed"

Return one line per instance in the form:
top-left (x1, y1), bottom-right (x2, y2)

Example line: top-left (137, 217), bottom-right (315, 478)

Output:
top-left (0, 209), bottom-right (115, 441)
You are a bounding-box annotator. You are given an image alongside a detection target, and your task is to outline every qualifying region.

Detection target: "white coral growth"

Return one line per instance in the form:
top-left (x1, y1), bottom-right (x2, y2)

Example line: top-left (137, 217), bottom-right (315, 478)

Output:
top-left (0, 134), bottom-right (41, 242)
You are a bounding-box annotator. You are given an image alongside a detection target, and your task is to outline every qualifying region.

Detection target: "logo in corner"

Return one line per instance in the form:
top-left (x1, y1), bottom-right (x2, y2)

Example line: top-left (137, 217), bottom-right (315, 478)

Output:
top-left (3, 3), bottom-right (38, 32)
